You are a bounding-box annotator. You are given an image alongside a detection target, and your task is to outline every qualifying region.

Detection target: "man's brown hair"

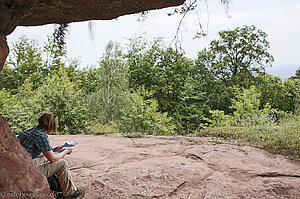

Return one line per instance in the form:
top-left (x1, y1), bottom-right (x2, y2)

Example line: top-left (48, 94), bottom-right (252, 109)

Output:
top-left (38, 113), bottom-right (58, 134)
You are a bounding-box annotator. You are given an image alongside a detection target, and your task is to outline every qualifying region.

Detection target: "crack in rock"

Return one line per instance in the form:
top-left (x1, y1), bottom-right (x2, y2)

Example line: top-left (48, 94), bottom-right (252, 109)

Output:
top-left (256, 172), bottom-right (300, 178)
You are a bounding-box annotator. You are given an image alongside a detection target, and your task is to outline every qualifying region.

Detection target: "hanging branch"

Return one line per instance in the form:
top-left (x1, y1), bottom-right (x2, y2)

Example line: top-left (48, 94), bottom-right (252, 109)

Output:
top-left (169, 0), bottom-right (231, 52)
top-left (169, 0), bottom-right (198, 52)
top-left (53, 23), bottom-right (69, 51)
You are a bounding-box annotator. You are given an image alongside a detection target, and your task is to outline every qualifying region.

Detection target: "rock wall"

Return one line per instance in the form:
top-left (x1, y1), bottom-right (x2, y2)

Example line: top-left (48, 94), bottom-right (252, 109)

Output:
top-left (0, 35), bottom-right (9, 71)
top-left (0, 115), bottom-right (53, 198)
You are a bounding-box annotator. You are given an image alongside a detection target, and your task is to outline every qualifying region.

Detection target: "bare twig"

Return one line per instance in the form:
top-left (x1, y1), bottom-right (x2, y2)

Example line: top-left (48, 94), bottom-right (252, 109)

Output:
top-left (170, 0), bottom-right (198, 51)
top-left (169, 0), bottom-right (231, 51)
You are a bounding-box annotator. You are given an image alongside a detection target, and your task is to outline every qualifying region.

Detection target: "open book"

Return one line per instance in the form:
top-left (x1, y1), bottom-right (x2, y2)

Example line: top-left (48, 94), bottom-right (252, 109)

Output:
top-left (54, 141), bottom-right (78, 154)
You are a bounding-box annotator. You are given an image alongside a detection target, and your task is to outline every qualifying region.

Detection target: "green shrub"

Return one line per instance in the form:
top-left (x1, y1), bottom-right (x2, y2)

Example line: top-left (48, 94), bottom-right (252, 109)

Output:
top-left (36, 68), bottom-right (88, 134)
top-left (0, 82), bottom-right (39, 133)
top-left (209, 110), bottom-right (232, 127)
top-left (119, 87), bottom-right (176, 136)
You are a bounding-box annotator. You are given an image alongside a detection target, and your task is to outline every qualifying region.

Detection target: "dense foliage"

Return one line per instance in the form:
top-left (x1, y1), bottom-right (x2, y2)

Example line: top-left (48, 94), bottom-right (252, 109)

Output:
top-left (0, 26), bottom-right (299, 140)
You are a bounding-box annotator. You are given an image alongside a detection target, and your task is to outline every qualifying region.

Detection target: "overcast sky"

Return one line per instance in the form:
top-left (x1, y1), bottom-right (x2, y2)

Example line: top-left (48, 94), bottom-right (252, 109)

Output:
top-left (7, 0), bottom-right (300, 79)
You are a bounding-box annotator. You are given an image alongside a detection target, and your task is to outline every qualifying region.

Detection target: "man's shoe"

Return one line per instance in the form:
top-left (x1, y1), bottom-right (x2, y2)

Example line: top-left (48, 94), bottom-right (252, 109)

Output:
top-left (64, 188), bottom-right (84, 199)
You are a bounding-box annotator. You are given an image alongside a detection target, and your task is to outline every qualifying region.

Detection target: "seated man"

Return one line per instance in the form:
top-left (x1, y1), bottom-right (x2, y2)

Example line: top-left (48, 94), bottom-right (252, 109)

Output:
top-left (17, 112), bottom-right (83, 199)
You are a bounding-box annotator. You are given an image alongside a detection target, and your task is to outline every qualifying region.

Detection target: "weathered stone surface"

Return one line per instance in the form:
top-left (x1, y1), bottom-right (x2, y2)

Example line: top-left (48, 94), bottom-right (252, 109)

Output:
top-left (0, 35), bottom-right (9, 72)
top-left (51, 134), bottom-right (300, 198)
top-left (0, 115), bottom-right (53, 198)
top-left (0, 0), bottom-right (36, 35)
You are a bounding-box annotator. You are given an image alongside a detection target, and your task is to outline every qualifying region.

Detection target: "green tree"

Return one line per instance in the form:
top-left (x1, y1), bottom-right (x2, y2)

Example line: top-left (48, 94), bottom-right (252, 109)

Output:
top-left (256, 74), bottom-right (288, 111)
top-left (154, 48), bottom-right (211, 132)
top-left (256, 73), bottom-right (300, 113)
top-left (126, 37), bottom-right (210, 132)
top-left (153, 48), bottom-right (193, 114)
top-left (43, 35), bottom-right (81, 83)
top-left (0, 36), bottom-right (43, 92)
top-left (175, 79), bottom-right (210, 133)
top-left (0, 79), bottom-right (39, 133)
top-left (36, 67), bottom-right (88, 134)
top-left (125, 37), bottom-right (163, 89)
top-left (290, 67), bottom-right (300, 80)
top-left (283, 79), bottom-right (300, 114)
top-left (77, 67), bottom-right (100, 94)
top-left (120, 87), bottom-right (175, 135)
top-left (0, 35), bottom-right (86, 134)
top-left (231, 86), bottom-right (261, 120)
top-left (0, 66), bottom-right (15, 91)
top-left (229, 85), bottom-right (275, 126)
top-left (86, 41), bottom-right (129, 125)
top-left (126, 38), bottom-right (193, 113)
top-left (204, 25), bottom-right (274, 88)
top-left (0, 89), bottom-right (27, 133)
top-left (0, 35), bottom-right (78, 93)
top-left (43, 35), bottom-right (67, 74)
top-left (194, 50), bottom-right (234, 113)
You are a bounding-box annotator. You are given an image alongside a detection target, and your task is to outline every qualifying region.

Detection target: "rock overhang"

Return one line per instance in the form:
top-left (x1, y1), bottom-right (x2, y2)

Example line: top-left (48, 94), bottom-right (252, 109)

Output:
top-left (0, 0), bottom-right (185, 71)
top-left (0, 0), bottom-right (185, 35)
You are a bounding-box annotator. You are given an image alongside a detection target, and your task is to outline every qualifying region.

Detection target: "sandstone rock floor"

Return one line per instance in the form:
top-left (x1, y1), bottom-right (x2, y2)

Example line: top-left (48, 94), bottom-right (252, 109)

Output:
top-left (49, 134), bottom-right (300, 199)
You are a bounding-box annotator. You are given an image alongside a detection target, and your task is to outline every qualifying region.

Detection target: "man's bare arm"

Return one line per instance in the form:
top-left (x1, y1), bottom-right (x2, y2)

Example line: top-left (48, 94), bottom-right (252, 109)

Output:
top-left (43, 148), bottom-right (73, 163)
top-left (38, 145), bottom-right (63, 158)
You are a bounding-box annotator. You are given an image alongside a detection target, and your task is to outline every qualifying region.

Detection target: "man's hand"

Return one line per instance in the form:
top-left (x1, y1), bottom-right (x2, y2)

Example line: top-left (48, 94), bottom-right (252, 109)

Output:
top-left (44, 148), bottom-right (73, 163)
top-left (53, 145), bottom-right (64, 152)
top-left (65, 148), bottom-right (73, 155)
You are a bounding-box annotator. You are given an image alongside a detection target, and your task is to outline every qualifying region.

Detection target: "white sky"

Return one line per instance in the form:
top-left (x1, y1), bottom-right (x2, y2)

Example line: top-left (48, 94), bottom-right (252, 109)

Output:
top-left (7, 0), bottom-right (300, 79)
